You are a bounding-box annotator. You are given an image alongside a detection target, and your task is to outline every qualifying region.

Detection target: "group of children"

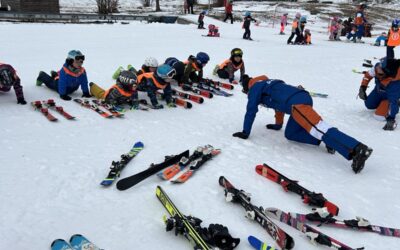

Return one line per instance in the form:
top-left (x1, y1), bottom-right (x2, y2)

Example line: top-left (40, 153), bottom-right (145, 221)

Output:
top-left (285, 13), bottom-right (311, 45)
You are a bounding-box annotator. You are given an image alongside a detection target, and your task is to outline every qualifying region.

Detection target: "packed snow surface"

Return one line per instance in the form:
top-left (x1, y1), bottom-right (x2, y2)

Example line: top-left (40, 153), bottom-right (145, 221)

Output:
top-left (1, 15), bottom-right (400, 250)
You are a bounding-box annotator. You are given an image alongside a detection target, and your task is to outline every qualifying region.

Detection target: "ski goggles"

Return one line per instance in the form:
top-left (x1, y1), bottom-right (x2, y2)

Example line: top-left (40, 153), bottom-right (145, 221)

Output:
top-left (75, 55), bottom-right (85, 61)
top-left (164, 68), bottom-right (176, 79)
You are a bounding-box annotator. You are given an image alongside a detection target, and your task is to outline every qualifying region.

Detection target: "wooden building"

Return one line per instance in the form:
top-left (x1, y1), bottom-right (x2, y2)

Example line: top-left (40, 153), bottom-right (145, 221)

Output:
top-left (1, 0), bottom-right (60, 13)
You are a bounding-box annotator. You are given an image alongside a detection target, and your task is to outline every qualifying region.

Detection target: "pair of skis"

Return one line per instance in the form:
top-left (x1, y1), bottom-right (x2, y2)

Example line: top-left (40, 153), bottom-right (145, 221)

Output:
top-left (172, 88), bottom-right (204, 104)
top-left (100, 141), bottom-right (144, 186)
top-left (219, 176), bottom-right (364, 250)
top-left (180, 84), bottom-right (214, 99)
top-left (51, 234), bottom-right (101, 250)
top-left (31, 99), bottom-right (75, 122)
top-left (157, 145), bottom-right (221, 183)
top-left (155, 92), bottom-right (194, 109)
top-left (73, 99), bottom-right (113, 118)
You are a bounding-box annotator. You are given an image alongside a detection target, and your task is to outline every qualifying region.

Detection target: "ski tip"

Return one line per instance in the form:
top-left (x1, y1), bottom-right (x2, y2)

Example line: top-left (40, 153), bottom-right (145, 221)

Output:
top-left (248, 235), bottom-right (263, 249)
top-left (255, 164), bottom-right (263, 173)
top-left (51, 239), bottom-right (73, 250)
top-left (69, 234), bottom-right (83, 242)
top-left (133, 141), bottom-right (144, 148)
top-left (218, 176), bottom-right (225, 186)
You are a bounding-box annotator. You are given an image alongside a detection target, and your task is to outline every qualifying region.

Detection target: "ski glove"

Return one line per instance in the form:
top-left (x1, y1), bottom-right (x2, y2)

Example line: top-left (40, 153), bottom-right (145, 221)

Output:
top-left (206, 224), bottom-right (240, 249)
top-left (232, 131), bottom-right (248, 139)
top-left (383, 118), bottom-right (397, 131)
top-left (60, 94), bottom-right (72, 101)
top-left (358, 86), bottom-right (367, 100)
top-left (17, 98), bottom-right (27, 105)
top-left (167, 102), bottom-right (177, 108)
top-left (82, 92), bottom-right (92, 98)
top-left (266, 124), bottom-right (282, 130)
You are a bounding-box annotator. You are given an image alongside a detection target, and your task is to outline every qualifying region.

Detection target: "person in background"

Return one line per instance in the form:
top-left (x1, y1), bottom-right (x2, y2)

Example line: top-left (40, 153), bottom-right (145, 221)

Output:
top-left (287, 13), bottom-right (301, 44)
top-left (223, 0), bottom-right (234, 24)
top-left (0, 62), bottom-right (26, 105)
top-left (374, 32), bottom-right (387, 46)
top-left (387, 19), bottom-right (400, 59)
top-left (280, 13), bottom-right (288, 35)
top-left (243, 11), bottom-right (257, 40)
top-left (198, 10), bottom-right (206, 29)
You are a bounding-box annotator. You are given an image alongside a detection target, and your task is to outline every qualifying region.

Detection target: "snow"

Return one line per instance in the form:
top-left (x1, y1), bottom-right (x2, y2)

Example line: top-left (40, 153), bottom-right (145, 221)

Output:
top-left (1, 14), bottom-right (400, 250)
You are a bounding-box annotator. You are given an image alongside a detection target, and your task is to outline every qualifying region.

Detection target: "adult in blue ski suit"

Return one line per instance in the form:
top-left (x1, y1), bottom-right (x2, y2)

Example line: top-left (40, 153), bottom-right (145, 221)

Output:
top-left (233, 75), bottom-right (373, 173)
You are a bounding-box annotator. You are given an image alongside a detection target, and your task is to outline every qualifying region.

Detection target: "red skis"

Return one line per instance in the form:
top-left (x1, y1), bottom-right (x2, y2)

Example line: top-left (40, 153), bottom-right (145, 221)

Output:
top-left (31, 101), bottom-right (58, 122)
top-left (43, 99), bottom-right (75, 120)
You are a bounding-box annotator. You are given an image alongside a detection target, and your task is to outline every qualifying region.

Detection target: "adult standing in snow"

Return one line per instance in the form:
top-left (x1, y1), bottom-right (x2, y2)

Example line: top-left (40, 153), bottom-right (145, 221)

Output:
top-left (36, 50), bottom-right (90, 101)
top-left (213, 48), bottom-right (245, 84)
top-left (233, 75), bottom-right (373, 173)
top-left (354, 3), bottom-right (367, 42)
top-left (223, 0), bottom-right (234, 24)
top-left (187, 0), bottom-right (194, 14)
top-left (0, 63), bottom-right (26, 104)
top-left (386, 19), bottom-right (400, 59)
top-left (358, 58), bottom-right (400, 130)
top-left (287, 13), bottom-right (301, 44)
top-left (280, 13), bottom-right (288, 35)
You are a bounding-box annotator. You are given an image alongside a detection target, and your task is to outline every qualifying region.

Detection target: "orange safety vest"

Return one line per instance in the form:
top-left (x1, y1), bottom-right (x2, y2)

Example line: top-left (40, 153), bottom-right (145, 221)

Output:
top-left (387, 28), bottom-right (400, 47)
top-left (62, 66), bottom-right (85, 77)
top-left (184, 60), bottom-right (201, 72)
top-left (378, 68), bottom-right (400, 87)
top-left (137, 72), bottom-right (166, 89)
top-left (292, 20), bottom-right (298, 29)
top-left (306, 34), bottom-right (311, 44)
top-left (219, 59), bottom-right (243, 71)
top-left (248, 75), bottom-right (269, 90)
top-left (104, 84), bottom-right (133, 99)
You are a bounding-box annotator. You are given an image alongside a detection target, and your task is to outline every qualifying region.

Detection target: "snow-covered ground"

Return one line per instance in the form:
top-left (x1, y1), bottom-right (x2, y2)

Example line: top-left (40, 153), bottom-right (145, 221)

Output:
top-left (1, 14), bottom-right (400, 250)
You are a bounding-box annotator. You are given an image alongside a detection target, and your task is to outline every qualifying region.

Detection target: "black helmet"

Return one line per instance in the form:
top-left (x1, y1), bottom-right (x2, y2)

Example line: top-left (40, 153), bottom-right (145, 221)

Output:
top-left (381, 58), bottom-right (400, 77)
top-left (231, 48), bottom-right (243, 57)
top-left (117, 70), bottom-right (137, 87)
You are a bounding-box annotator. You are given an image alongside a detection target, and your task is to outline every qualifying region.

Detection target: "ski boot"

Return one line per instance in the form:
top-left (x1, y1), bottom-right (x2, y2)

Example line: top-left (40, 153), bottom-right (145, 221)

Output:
top-left (351, 143), bottom-right (373, 173)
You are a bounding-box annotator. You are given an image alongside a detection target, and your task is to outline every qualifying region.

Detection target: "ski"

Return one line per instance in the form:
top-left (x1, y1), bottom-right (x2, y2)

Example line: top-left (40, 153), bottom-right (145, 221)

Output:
top-left (31, 101), bottom-right (58, 122)
top-left (73, 99), bottom-right (113, 118)
top-left (51, 239), bottom-right (73, 250)
top-left (70, 234), bottom-right (102, 250)
top-left (266, 208), bottom-right (364, 250)
top-left (309, 92), bottom-right (328, 98)
top-left (248, 235), bottom-right (277, 250)
top-left (219, 176), bottom-right (295, 250)
top-left (92, 100), bottom-right (124, 117)
top-left (288, 207), bottom-right (400, 238)
top-left (255, 164), bottom-right (339, 216)
top-left (195, 83), bottom-right (233, 97)
top-left (100, 141), bottom-right (144, 186)
top-left (116, 150), bottom-right (190, 190)
top-left (156, 186), bottom-right (212, 250)
top-left (43, 99), bottom-right (75, 120)
top-left (157, 146), bottom-right (205, 180)
top-left (180, 84), bottom-right (213, 98)
top-left (172, 88), bottom-right (204, 104)
top-left (202, 78), bottom-right (234, 90)
top-left (172, 96), bottom-right (193, 109)
top-left (172, 146), bottom-right (221, 183)
top-left (352, 69), bottom-right (365, 74)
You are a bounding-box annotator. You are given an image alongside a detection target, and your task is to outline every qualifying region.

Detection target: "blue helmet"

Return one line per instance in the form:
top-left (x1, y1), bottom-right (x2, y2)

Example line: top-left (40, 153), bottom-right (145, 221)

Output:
top-left (392, 19), bottom-right (400, 28)
top-left (156, 64), bottom-right (176, 79)
top-left (245, 11), bottom-right (251, 17)
top-left (196, 52), bottom-right (210, 65)
top-left (300, 16), bottom-right (307, 23)
top-left (165, 57), bottom-right (179, 67)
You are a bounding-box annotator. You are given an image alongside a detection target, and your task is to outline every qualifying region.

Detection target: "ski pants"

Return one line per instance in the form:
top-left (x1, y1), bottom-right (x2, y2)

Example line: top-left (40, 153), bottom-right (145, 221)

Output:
top-left (280, 23), bottom-right (285, 33)
top-left (89, 83), bottom-right (106, 99)
top-left (243, 27), bottom-right (251, 39)
top-left (224, 13), bottom-right (233, 24)
top-left (287, 29), bottom-right (300, 44)
top-left (285, 104), bottom-right (359, 160)
top-left (387, 46), bottom-right (395, 59)
top-left (38, 71), bottom-right (78, 95)
top-left (364, 87), bottom-right (390, 120)
top-left (198, 20), bottom-right (204, 29)
top-left (356, 24), bottom-right (364, 39)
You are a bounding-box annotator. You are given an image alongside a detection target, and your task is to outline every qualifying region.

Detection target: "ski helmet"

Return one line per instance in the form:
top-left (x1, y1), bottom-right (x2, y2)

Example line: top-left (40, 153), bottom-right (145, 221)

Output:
top-left (244, 11), bottom-right (251, 17)
top-left (156, 64), bottom-right (176, 80)
top-left (117, 70), bottom-right (137, 87)
top-left (392, 19), bottom-right (400, 28)
top-left (208, 24), bottom-right (216, 30)
top-left (231, 48), bottom-right (243, 57)
top-left (305, 29), bottom-right (310, 34)
top-left (144, 57), bottom-right (159, 68)
top-left (381, 58), bottom-right (400, 77)
top-left (196, 52), bottom-right (210, 65)
top-left (0, 68), bottom-right (14, 87)
top-left (300, 16), bottom-right (307, 23)
top-left (165, 57), bottom-right (179, 67)
top-left (295, 13), bottom-right (301, 19)
top-left (67, 50), bottom-right (85, 61)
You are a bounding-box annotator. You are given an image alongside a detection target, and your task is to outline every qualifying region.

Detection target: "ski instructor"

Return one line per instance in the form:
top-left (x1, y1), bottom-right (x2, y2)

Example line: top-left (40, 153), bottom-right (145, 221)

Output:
top-left (232, 75), bottom-right (373, 174)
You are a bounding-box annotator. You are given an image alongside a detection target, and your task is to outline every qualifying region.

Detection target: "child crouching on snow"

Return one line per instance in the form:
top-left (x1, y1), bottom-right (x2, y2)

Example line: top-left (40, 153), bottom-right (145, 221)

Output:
top-left (207, 24), bottom-right (220, 37)
top-left (374, 32), bottom-right (387, 46)
top-left (304, 29), bottom-right (312, 45)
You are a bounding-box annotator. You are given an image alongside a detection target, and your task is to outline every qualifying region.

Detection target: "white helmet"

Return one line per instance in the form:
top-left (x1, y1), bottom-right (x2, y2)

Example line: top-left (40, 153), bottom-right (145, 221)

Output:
top-left (144, 57), bottom-right (159, 68)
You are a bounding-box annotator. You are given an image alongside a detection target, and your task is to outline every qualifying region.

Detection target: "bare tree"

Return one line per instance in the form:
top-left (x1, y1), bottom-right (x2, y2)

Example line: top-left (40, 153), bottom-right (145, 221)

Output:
top-left (96, 0), bottom-right (119, 14)
top-left (155, 0), bottom-right (161, 11)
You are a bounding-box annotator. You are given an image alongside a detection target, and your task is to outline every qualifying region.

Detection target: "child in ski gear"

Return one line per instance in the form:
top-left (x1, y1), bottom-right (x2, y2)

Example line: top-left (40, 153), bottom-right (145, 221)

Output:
top-left (280, 13), bottom-right (288, 35)
top-left (214, 48), bottom-right (245, 84)
top-left (287, 13), bottom-right (301, 44)
top-left (329, 16), bottom-right (341, 41)
top-left (90, 70), bottom-right (139, 108)
top-left (0, 63), bottom-right (26, 104)
top-left (304, 29), bottom-right (312, 45)
top-left (243, 11), bottom-right (257, 40)
top-left (198, 10), bottom-right (206, 29)
top-left (136, 64), bottom-right (176, 109)
top-left (342, 17), bottom-right (353, 36)
top-left (37, 50), bottom-right (90, 101)
top-left (223, 0), bottom-right (233, 24)
top-left (294, 16), bottom-right (307, 44)
top-left (358, 58), bottom-right (400, 130)
top-left (387, 19), bottom-right (400, 59)
top-left (346, 24), bottom-right (357, 42)
top-left (233, 75), bottom-right (373, 173)
top-left (354, 3), bottom-right (367, 42)
top-left (165, 57), bottom-right (186, 83)
top-left (207, 24), bottom-right (220, 37)
top-left (374, 32), bottom-right (387, 46)
top-left (138, 57), bottom-right (159, 75)
top-left (182, 52), bottom-right (210, 85)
